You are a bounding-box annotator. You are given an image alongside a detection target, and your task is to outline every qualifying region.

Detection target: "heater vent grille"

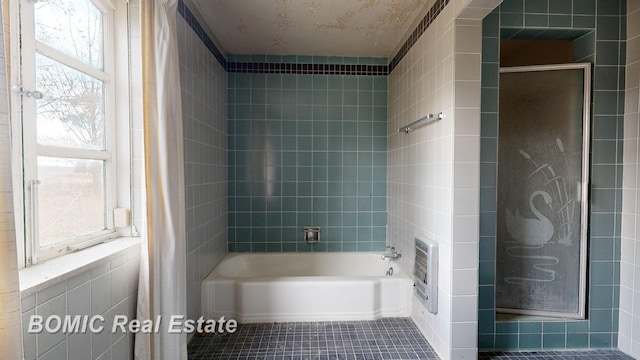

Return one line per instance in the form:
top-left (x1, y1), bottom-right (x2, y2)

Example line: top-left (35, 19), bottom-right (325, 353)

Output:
top-left (414, 245), bottom-right (429, 285)
top-left (414, 236), bottom-right (438, 314)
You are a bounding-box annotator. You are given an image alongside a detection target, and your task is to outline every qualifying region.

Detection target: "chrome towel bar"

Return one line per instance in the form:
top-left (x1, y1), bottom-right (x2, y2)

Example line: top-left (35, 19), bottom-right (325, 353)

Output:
top-left (397, 112), bottom-right (444, 133)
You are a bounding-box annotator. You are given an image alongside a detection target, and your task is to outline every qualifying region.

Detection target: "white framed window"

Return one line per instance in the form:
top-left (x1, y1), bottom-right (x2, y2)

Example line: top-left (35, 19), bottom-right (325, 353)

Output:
top-left (11, 0), bottom-right (125, 266)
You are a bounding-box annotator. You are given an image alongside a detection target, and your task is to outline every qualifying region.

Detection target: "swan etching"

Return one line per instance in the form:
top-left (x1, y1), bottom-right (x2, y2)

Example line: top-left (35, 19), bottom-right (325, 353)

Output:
top-left (505, 190), bottom-right (555, 246)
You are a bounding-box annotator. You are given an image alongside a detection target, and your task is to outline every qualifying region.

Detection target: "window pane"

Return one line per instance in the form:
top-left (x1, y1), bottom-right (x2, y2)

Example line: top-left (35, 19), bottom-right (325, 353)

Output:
top-left (38, 157), bottom-right (106, 246)
top-left (36, 54), bottom-right (105, 150)
top-left (34, 0), bottom-right (103, 69)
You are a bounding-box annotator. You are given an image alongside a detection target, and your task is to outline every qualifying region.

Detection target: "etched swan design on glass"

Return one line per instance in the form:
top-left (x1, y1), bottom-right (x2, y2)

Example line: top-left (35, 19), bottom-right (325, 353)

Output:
top-left (505, 190), bottom-right (555, 246)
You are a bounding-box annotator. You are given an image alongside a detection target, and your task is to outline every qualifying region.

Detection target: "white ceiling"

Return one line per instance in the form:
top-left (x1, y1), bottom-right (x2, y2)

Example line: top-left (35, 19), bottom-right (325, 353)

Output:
top-left (191, 0), bottom-right (430, 59)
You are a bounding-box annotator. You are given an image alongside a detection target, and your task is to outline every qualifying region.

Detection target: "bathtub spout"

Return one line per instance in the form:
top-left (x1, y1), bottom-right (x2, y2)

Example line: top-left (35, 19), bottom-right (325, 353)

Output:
top-left (381, 246), bottom-right (401, 260)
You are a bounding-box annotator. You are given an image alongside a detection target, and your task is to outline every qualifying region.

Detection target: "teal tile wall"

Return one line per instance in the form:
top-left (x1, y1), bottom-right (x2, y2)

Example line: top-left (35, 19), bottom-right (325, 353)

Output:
top-left (479, 0), bottom-right (626, 351)
top-left (227, 61), bottom-right (388, 252)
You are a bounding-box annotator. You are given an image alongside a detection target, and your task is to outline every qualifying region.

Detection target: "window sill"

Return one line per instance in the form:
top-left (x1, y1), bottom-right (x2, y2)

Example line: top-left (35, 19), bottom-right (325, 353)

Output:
top-left (19, 237), bottom-right (143, 296)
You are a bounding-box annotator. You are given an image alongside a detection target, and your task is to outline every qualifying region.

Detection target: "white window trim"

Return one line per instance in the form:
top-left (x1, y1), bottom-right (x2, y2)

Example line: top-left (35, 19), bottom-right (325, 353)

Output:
top-left (10, 0), bottom-right (135, 268)
top-left (19, 237), bottom-right (141, 296)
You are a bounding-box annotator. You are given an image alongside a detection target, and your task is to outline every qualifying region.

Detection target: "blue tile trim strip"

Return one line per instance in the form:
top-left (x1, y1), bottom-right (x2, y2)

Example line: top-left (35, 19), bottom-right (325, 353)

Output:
top-left (388, 0), bottom-right (451, 72)
top-left (178, 0), bottom-right (451, 76)
top-left (227, 62), bottom-right (388, 76)
top-left (177, 0), bottom-right (228, 70)
top-left (479, 350), bottom-right (634, 359)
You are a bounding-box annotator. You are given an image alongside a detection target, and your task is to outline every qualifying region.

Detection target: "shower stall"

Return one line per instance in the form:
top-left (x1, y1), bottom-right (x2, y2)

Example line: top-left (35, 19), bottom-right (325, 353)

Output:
top-left (495, 63), bottom-right (591, 319)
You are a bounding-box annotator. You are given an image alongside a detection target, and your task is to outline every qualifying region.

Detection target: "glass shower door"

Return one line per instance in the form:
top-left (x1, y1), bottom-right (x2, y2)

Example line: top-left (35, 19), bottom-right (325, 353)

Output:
top-left (495, 63), bottom-right (591, 319)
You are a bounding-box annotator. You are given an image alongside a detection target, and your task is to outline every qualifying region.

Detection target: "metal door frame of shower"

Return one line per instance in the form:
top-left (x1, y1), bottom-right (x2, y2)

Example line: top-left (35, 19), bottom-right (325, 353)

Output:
top-left (496, 62), bottom-right (591, 320)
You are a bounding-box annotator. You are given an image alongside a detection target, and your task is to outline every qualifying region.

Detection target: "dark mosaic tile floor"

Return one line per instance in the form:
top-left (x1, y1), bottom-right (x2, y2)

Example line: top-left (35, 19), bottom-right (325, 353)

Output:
top-left (188, 318), bottom-right (635, 360)
top-left (187, 318), bottom-right (439, 360)
top-left (478, 350), bottom-right (635, 360)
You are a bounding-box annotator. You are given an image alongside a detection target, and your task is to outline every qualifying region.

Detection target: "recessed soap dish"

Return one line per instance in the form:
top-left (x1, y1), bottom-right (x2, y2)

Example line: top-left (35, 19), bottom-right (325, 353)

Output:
top-left (304, 227), bottom-right (320, 243)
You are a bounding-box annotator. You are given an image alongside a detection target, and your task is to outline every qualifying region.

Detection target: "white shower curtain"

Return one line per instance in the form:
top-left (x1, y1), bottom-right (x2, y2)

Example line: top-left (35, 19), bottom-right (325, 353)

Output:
top-left (0, 0), bottom-right (23, 358)
top-left (136, 0), bottom-right (187, 358)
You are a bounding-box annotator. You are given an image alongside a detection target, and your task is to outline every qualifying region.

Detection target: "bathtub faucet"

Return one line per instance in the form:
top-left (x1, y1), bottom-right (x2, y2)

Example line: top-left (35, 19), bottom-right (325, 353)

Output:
top-left (381, 246), bottom-right (401, 260)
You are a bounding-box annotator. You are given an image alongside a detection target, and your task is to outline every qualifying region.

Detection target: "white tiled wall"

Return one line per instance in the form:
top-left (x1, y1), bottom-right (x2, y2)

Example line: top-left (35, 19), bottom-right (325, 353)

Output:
top-left (449, 15), bottom-right (485, 359)
top-left (619, 0), bottom-right (640, 357)
top-left (20, 246), bottom-right (140, 360)
top-left (387, 0), bottom-right (498, 359)
top-left (176, 13), bottom-right (228, 323)
top-left (388, 3), bottom-right (457, 357)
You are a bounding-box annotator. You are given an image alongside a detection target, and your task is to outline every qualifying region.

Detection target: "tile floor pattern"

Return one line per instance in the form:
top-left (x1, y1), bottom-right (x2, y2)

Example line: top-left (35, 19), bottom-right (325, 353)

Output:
top-left (187, 318), bottom-right (439, 359)
top-left (187, 317), bottom-right (635, 360)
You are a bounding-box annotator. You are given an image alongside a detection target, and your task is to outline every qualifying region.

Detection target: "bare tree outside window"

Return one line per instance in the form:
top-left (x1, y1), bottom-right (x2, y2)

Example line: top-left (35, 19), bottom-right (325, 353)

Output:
top-left (35, 0), bottom-right (103, 68)
top-left (32, 0), bottom-right (108, 245)
top-left (35, 0), bottom-right (104, 149)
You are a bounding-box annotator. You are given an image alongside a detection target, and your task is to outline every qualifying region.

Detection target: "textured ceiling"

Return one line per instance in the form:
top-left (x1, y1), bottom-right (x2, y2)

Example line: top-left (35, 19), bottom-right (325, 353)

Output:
top-left (191, 0), bottom-right (428, 58)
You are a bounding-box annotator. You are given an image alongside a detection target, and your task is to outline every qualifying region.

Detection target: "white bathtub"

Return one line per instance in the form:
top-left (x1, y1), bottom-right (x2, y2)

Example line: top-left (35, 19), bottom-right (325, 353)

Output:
top-left (201, 252), bottom-right (413, 323)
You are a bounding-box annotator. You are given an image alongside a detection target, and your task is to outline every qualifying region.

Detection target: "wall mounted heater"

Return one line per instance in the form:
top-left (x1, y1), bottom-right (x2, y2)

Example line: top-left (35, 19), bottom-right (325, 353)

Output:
top-left (414, 236), bottom-right (438, 314)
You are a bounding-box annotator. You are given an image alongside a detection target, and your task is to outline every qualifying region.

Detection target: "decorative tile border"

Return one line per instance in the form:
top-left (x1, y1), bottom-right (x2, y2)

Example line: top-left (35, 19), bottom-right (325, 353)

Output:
top-left (178, 0), bottom-right (451, 76)
top-left (389, 0), bottom-right (451, 72)
top-left (177, 0), bottom-right (227, 69)
top-left (229, 55), bottom-right (388, 65)
top-left (227, 62), bottom-right (388, 76)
